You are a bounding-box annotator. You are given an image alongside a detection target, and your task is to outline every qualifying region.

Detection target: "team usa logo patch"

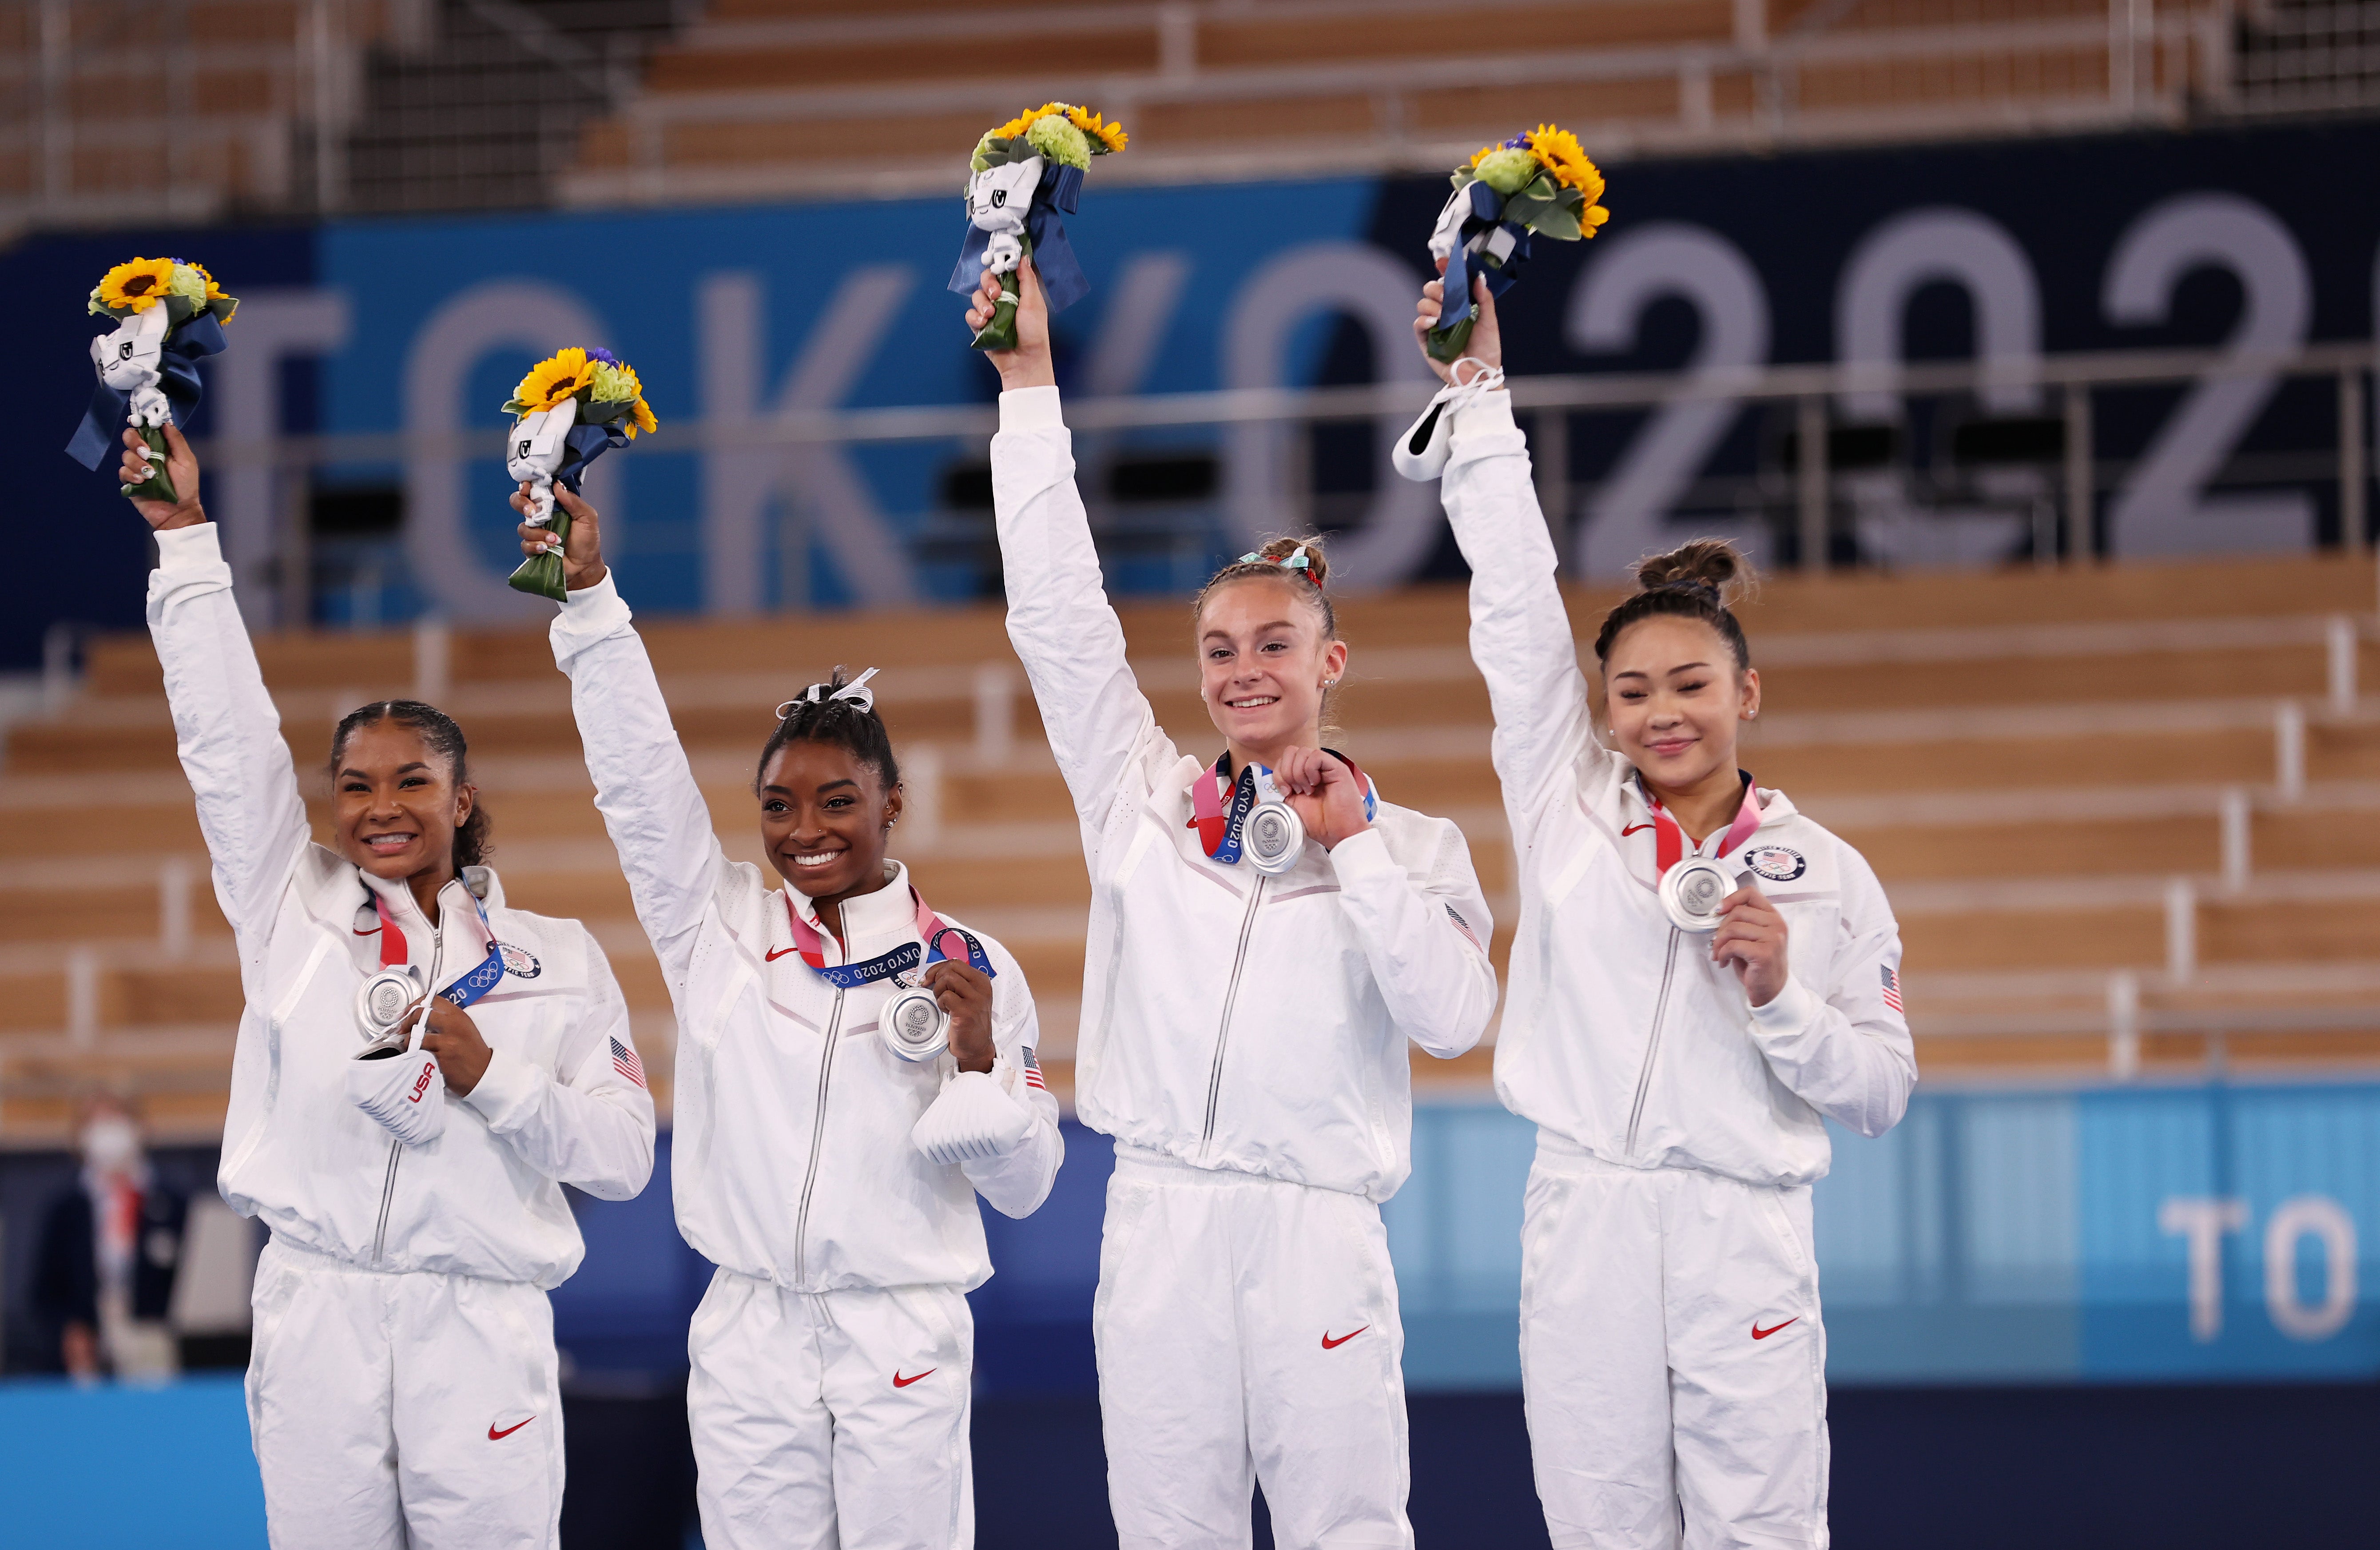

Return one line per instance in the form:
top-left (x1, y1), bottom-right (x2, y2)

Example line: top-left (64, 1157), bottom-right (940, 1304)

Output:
top-left (1743, 845), bottom-right (1807, 883)
top-left (497, 943), bottom-right (541, 978)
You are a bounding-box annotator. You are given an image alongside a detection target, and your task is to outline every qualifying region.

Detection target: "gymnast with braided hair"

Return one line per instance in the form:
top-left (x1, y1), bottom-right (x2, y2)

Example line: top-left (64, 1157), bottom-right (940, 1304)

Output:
top-left (517, 487), bottom-right (1061, 1550)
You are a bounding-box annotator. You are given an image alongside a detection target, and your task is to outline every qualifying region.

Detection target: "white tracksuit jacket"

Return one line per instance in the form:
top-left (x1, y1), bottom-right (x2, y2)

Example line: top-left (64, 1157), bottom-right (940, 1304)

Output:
top-left (1438, 391), bottom-right (1917, 1550)
top-left (147, 523), bottom-right (656, 1550)
top-left (548, 574), bottom-right (1062, 1550)
top-left (993, 386), bottom-right (1500, 1549)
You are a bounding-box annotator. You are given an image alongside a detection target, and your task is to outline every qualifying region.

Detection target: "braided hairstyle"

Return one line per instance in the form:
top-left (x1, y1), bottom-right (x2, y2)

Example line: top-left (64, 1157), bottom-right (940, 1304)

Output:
top-left (330, 700), bottom-right (493, 868)
top-left (1592, 539), bottom-right (1756, 672)
top-left (757, 667), bottom-right (902, 794)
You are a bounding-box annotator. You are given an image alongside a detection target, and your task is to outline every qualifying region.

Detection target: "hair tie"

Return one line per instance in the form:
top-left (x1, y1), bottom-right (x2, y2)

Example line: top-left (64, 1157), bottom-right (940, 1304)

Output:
top-left (1236, 543), bottom-right (1319, 584)
top-left (775, 666), bottom-right (881, 721)
top-left (1655, 577), bottom-right (1722, 605)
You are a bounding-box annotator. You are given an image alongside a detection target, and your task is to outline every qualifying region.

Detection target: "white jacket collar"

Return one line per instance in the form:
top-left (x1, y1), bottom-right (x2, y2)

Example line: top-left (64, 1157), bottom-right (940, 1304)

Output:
top-left (789, 861), bottom-right (913, 957)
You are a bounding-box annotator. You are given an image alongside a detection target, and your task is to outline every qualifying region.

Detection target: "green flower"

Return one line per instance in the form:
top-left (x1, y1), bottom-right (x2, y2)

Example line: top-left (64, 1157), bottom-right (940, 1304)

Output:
top-left (588, 360), bottom-right (638, 404)
top-left (166, 263), bottom-right (210, 306)
top-left (1474, 148), bottom-right (1538, 196)
top-left (1026, 113), bottom-right (1091, 170)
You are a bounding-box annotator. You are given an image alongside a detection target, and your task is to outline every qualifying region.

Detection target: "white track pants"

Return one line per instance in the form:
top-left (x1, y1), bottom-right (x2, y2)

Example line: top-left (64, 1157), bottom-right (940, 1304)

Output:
top-left (1094, 1149), bottom-right (1411, 1550)
top-left (1519, 1140), bottom-right (1829, 1550)
top-left (687, 1268), bottom-right (975, 1550)
top-left (244, 1240), bottom-right (564, 1550)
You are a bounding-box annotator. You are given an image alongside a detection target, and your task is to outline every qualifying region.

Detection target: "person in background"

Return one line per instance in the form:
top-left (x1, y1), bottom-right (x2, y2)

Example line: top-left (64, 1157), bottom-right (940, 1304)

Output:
top-left (35, 1093), bottom-right (187, 1380)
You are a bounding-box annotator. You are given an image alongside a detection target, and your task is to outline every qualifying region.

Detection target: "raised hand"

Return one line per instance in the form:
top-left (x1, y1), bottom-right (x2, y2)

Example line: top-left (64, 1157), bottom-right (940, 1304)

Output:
top-left (1271, 746), bottom-right (1372, 851)
top-left (1710, 884), bottom-right (1790, 1008)
top-left (116, 424), bottom-right (206, 531)
top-left (513, 484), bottom-right (608, 591)
top-left (967, 256), bottom-right (1057, 392)
top-left (1412, 258), bottom-right (1503, 387)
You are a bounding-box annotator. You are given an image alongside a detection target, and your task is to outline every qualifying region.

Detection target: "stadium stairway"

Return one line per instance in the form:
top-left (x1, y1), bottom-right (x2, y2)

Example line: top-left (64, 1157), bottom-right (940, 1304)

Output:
top-left (7, 548), bottom-right (2380, 1145)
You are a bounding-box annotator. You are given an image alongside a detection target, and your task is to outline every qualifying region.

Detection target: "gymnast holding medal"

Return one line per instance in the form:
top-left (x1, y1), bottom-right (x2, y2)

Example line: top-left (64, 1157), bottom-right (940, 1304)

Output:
top-left (968, 259), bottom-right (1500, 1548)
top-left (1403, 255), bottom-right (1916, 1548)
top-left (120, 425), bottom-right (656, 1549)
top-left (519, 485), bottom-right (1062, 1550)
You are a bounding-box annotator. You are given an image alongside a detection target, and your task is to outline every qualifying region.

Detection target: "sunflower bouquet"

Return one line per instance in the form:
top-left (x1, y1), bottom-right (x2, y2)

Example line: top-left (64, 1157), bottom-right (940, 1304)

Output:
top-left (501, 347), bottom-right (658, 601)
top-left (946, 102), bottom-right (1126, 351)
top-left (65, 257), bottom-right (239, 503)
top-left (1424, 124), bottom-right (1609, 362)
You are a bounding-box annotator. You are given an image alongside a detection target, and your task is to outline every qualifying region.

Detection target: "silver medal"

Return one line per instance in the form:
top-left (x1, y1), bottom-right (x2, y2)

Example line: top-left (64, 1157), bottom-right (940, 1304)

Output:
top-left (879, 983), bottom-right (950, 1063)
top-left (1660, 857), bottom-right (1738, 934)
top-left (356, 966), bottom-right (425, 1042)
top-left (1242, 799), bottom-right (1306, 875)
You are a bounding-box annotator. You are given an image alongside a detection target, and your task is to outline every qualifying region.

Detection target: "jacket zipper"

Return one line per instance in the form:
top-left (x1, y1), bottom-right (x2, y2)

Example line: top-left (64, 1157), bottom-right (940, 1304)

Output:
top-left (370, 1141), bottom-right (402, 1264)
top-left (1200, 876), bottom-right (1267, 1153)
top-left (371, 894), bottom-right (446, 1266)
top-left (791, 987), bottom-right (846, 1284)
top-left (1624, 928), bottom-right (1682, 1157)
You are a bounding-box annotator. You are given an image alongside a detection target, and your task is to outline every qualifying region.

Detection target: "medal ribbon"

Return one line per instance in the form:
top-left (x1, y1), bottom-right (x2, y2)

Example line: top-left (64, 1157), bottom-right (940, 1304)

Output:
top-left (1644, 774), bottom-right (1764, 878)
top-left (780, 887), bottom-right (997, 990)
top-left (1189, 751), bottom-right (1377, 865)
top-left (372, 892), bottom-right (508, 1010)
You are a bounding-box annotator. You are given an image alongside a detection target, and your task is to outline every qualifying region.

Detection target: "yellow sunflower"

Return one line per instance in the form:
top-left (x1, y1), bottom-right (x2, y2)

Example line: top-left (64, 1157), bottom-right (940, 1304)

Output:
top-left (993, 102), bottom-right (1064, 142)
top-left (1524, 123), bottom-right (1604, 203)
top-left (628, 397), bottom-right (659, 438)
top-left (1065, 104), bottom-right (1128, 153)
top-left (187, 260), bottom-right (236, 316)
top-left (511, 348), bottom-right (597, 415)
top-left (95, 256), bottom-right (178, 314)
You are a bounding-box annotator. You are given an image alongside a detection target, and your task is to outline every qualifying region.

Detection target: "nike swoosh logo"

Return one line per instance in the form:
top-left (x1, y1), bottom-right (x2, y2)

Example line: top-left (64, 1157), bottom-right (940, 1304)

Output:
top-left (1752, 1319), bottom-right (1798, 1340)
top-left (488, 1416), bottom-right (535, 1440)
top-left (893, 1368), bottom-right (934, 1388)
top-left (766, 946), bottom-right (800, 962)
top-left (1621, 823), bottom-right (1655, 837)
top-left (1321, 1327), bottom-right (1368, 1350)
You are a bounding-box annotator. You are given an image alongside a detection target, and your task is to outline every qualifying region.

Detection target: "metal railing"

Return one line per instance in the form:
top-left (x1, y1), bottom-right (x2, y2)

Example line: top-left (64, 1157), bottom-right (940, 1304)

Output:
top-left (177, 335), bottom-right (2379, 627)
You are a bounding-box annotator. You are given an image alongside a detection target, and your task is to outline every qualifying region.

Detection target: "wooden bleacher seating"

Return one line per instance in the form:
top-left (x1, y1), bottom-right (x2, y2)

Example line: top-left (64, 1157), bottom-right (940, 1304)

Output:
top-left (7, 549), bottom-right (2380, 1145)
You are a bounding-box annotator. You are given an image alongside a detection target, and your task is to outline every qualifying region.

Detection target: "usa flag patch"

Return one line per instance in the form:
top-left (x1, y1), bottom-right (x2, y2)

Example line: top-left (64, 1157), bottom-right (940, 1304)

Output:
top-left (1879, 965), bottom-right (1903, 1015)
top-left (1445, 903), bottom-right (1482, 950)
top-left (1020, 1045), bottom-right (1046, 1091)
top-left (610, 1037), bottom-right (646, 1089)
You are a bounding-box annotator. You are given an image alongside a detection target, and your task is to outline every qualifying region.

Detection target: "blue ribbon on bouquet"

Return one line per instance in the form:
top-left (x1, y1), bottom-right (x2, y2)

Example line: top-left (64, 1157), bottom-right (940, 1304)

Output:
top-left (1440, 180), bottom-right (1536, 322)
top-left (945, 161), bottom-right (1091, 314)
top-left (64, 312), bottom-right (230, 472)
top-left (553, 420), bottom-right (632, 497)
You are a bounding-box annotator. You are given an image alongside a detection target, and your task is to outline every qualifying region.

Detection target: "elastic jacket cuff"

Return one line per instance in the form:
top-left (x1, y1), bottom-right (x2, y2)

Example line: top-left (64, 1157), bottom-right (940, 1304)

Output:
top-left (154, 522), bottom-right (224, 573)
top-left (459, 1045), bottom-right (542, 1129)
top-left (1325, 825), bottom-right (1397, 880)
top-left (548, 570), bottom-right (632, 653)
top-left (1449, 388), bottom-right (1518, 445)
top-left (999, 385), bottom-right (1064, 433)
top-left (1747, 976), bottom-right (1820, 1038)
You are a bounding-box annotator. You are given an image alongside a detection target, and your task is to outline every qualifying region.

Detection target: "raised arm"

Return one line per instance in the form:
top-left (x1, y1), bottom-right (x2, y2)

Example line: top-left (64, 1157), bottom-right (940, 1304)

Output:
top-left (977, 262), bottom-right (1166, 838)
top-left (531, 489), bottom-right (727, 983)
top-left (456, 927), bottom-right (657, 1198)
top-left (128, 426), bottom-right (310, 947)
top-left (1416, 279), bottom-right (1607, 847)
